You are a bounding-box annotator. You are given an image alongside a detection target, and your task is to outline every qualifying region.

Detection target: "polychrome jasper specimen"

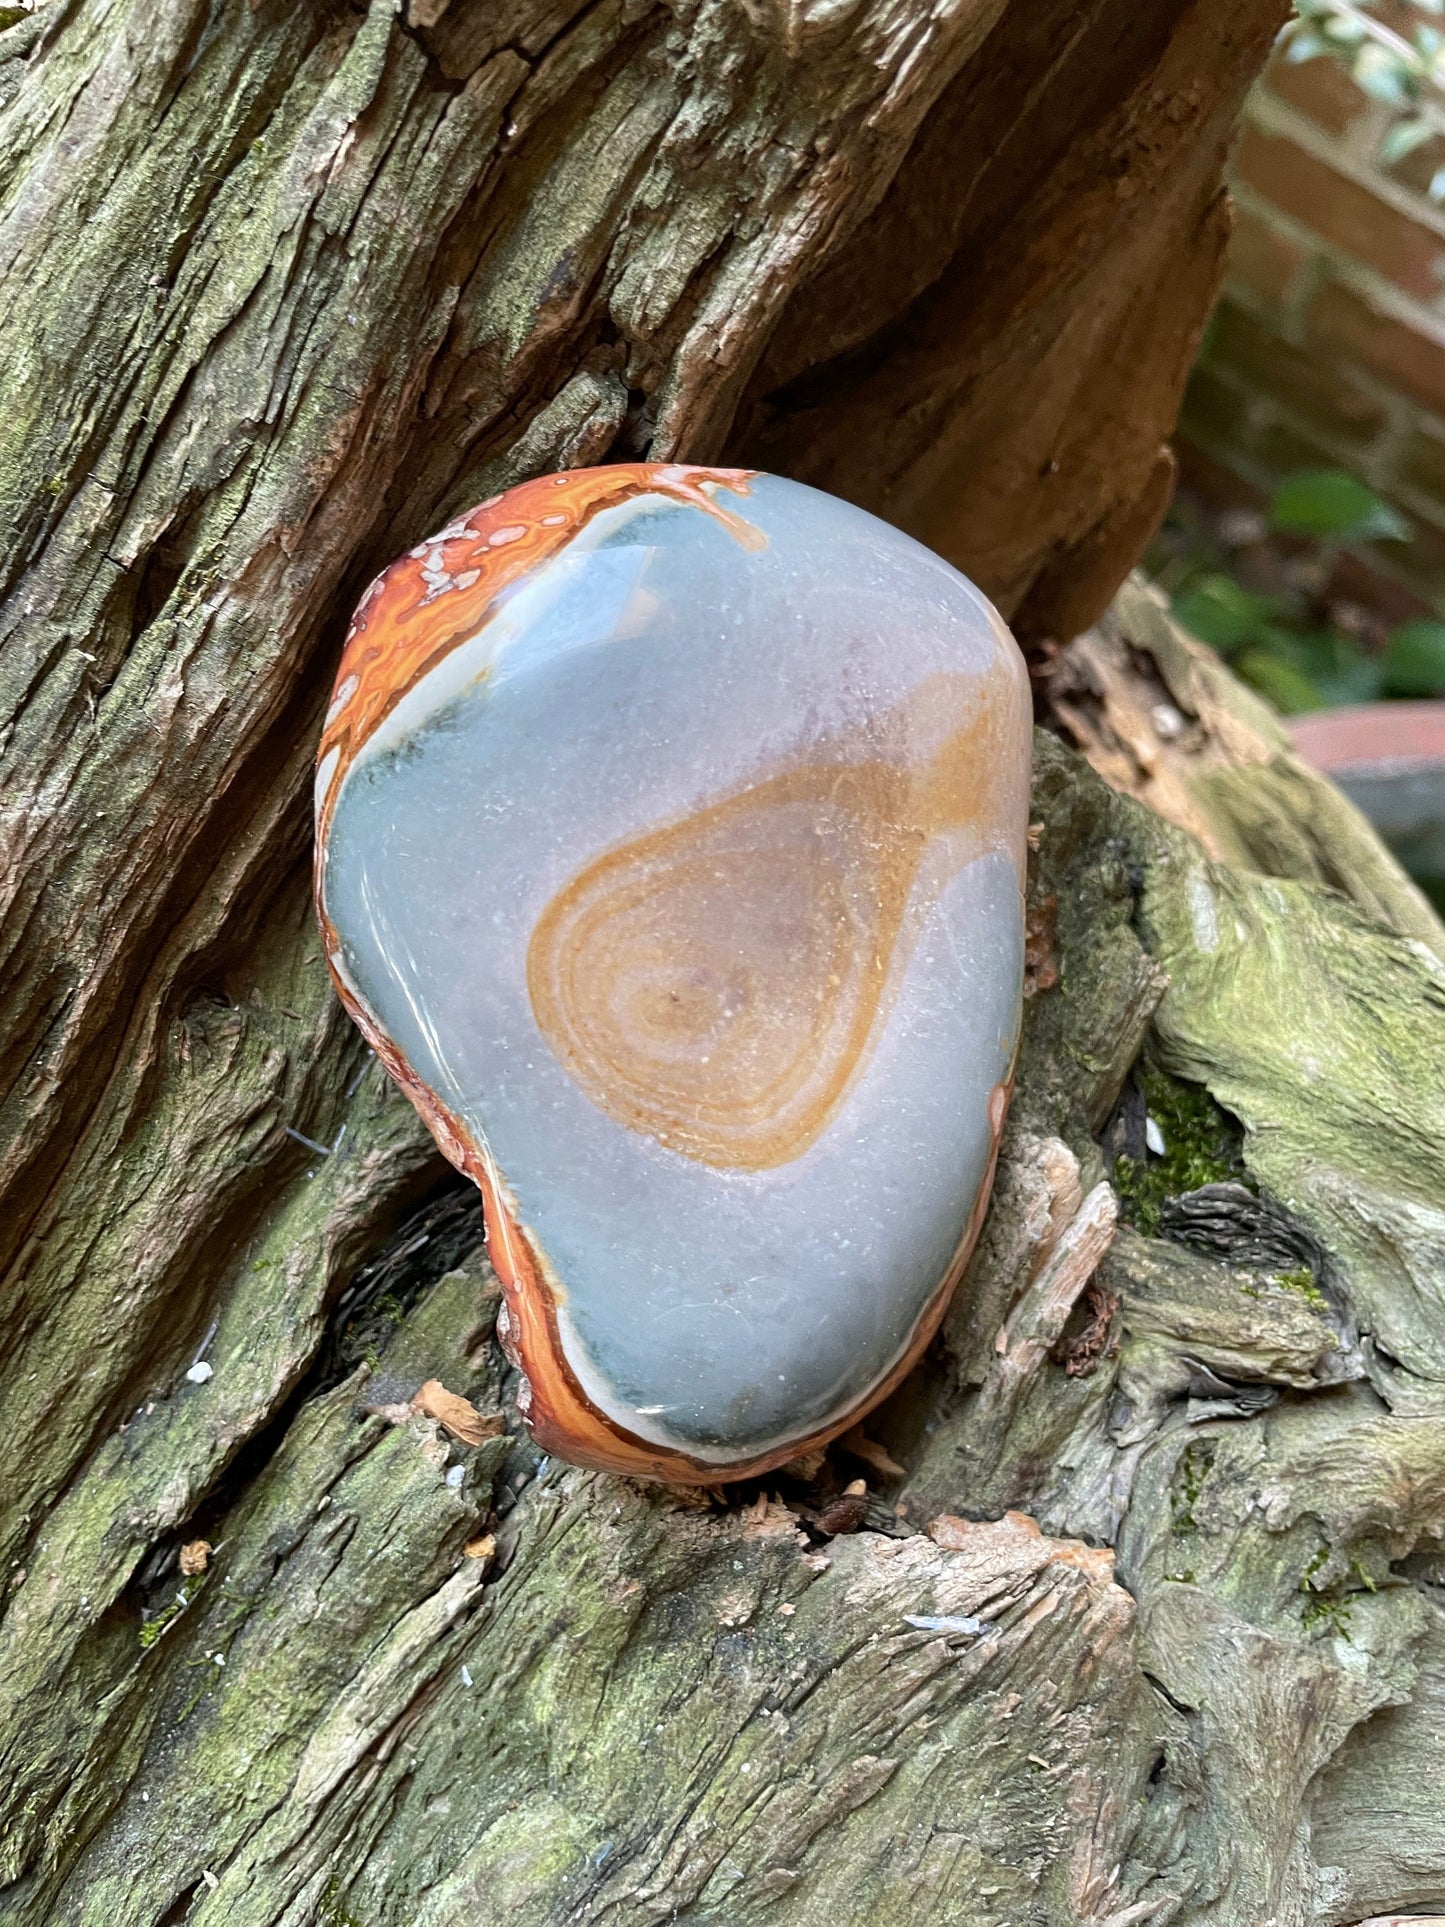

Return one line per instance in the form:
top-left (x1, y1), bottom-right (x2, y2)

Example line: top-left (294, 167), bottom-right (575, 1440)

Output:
top-left (315, 465), bottom-right (1031, 1482)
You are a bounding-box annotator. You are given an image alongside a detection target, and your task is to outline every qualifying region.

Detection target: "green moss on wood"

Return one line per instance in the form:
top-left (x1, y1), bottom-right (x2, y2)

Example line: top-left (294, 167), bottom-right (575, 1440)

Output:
top-left (1170, 1441), bottom-right (1213, 1538)
top-left (1271, 1266), bottom-right (1328, 1313)
top-left (139, 1570), bottom-right (210, 1652)
top-left (1114, 1059), bottom-right (1249, 1235)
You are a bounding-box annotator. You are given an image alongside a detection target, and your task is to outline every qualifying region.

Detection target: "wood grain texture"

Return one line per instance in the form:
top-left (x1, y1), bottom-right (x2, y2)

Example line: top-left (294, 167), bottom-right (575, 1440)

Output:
top-left (1052, 572), bottom-right (1445, 960)
top-left (13, 2), bottom-right (1445, 1924)
top-left (734, 0), bottom-right (1286, 636)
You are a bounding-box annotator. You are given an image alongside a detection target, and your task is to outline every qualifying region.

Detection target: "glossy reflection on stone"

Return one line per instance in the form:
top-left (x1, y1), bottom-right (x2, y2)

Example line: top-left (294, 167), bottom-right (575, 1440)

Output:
top-left (315, 464), bottom-right (1031, 1482)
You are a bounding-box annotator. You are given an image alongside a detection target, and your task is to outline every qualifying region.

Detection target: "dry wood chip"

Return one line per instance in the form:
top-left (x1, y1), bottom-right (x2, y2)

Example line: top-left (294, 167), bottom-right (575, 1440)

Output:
top-left (410, 1379), bottom-right (505, 1446)
top-left (927, 1513), bottom-right (981, 1552)
top-left (741, 1494), bottom-right (804, 1540)
top-left (369, 1401), bottom-right (416, 1426)
top-left (928, 1510), bottom-right (1117, 1584)
top-left (839, 1425), bottom-right (906, 1480)
top-left (666, 1485), bottom-right (719, 1510)
top-left (463, 1534), bottom-right (495, 1561)
top-left (179, 1539), bottom-right (211, 1576)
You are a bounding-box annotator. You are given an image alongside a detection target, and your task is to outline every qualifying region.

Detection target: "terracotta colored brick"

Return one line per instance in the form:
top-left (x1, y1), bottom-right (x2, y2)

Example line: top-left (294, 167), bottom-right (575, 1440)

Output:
top-left (1324, 548), bottom-right (1433, 623)
top-left (1264, 49), bottom-right (1368, 137)
top-left (1203, 300), bottom-right (1385, 445)
top-left (1382, 129), bottom-right (1445, 202)
top-left (1175, 439), bottom-right (1439, 613)
top-left (1180, 366), bottom-right (1352, 485)
top-left (1227, 205), bottom-right (1306, 307)
top-left (1178, 366), bottom-right (1257, 452)
top-left (1173, 440), bottom-right (1269, 515)
top-left (1400, 426), bottom-right (1445, 502)
top-left (1309, 279), bottom-right (1445, 416)
top-left (1235, 125), bottom-right (1445, 302)
top-left (1377, 0), bottom-right (1434, 37)
top-left (1237, 410), bottom-right (1358, 482)
top-left (1366, 512), bottom-right (1445, 596)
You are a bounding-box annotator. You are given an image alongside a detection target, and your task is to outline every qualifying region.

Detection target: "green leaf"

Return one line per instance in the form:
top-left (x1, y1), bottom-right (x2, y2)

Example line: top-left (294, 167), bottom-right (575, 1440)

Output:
top-left (1257, 627), bottom-right (1384, 705)
top-left (1275, 627), bottom-right (1353, 673)
top-left (1269, 470), bottom-right (1411, 541)
top-left (1232, 648), bottom-right (1329, 715)
top-left (1286, 28), bottom-right (1329, 58)
top-left (1171, 575), bottom-right (1281, 653)
top-left (1315, 656), bottom-right (1387, 705)
top-left (1383, 618), bottom-right (1445, 694)
top-left (1381, 116), bottom-right (1435, 163)
top-left (1354, 44), bottom-right (1416, 102)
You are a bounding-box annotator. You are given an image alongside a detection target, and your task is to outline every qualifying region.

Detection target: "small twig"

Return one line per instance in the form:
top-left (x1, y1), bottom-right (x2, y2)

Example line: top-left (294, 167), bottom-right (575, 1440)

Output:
top-left (283, 1125), bottom-right (332, 1157)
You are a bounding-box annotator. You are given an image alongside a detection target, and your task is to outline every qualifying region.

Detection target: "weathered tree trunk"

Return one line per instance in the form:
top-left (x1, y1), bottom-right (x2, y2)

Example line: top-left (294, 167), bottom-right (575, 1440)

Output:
top-left (7, 3), bottom-right (1445, 1924)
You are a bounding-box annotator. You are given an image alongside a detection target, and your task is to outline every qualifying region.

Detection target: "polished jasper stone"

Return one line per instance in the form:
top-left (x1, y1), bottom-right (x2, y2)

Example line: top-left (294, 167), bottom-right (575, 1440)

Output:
top-left (315, 465), bottom-right (1030, 1480)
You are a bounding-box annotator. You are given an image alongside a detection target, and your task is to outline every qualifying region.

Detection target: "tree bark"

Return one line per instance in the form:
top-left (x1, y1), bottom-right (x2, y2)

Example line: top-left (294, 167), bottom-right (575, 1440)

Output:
top-left (9, 3), bottom-right (1445, 1925)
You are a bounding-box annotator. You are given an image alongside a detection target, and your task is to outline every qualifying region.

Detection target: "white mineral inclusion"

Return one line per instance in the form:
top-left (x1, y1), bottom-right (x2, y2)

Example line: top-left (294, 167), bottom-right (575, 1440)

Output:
top-left (319, 474), bottom-right (1031, 1461)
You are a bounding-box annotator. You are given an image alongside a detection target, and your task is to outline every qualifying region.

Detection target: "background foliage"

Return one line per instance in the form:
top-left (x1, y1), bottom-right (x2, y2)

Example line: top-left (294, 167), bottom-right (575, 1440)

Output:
top-left (1153, 465), bottom-right (1445, 710)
